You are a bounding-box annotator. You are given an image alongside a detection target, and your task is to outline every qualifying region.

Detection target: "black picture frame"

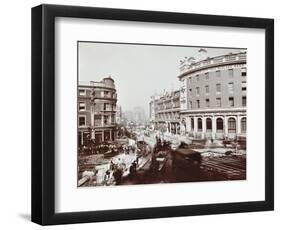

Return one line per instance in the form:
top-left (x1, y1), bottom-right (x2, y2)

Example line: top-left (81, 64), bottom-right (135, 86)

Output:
top-left (31, 4), bottom-right (274, 225)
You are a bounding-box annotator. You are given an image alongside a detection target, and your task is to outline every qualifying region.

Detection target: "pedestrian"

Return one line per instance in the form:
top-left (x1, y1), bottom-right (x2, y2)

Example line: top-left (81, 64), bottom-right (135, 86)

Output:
top-left (129, 164), bottom-right (134, 178)
top-left (113, 168), bottom-right (123, 185)
top-left (110, 159), bottom-right (114, 170)
top-left (104, 170), bottom-right (111, 185)
top-left (129, 161), bottom-right (137, 178)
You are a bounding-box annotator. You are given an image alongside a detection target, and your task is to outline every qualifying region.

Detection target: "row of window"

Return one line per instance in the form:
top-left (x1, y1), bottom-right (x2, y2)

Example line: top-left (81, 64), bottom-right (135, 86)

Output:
top-left (189, 81), bottom-right (246, 97)
top-left (190, 117), bottom-right (246, 133)
top-left (157, 101), bottom-right (180, 110)
top-left (93, 90), bottom-right (117, 99)
top-left (78, 102), bottom-right (116, 112)
top-left (189, 96), bottom-right (246, 109)
top-left (94, 114), bottom-right (115, 126)
top-left (188, 68), bottom-right (247, 84)
top-left (78, 114), bottom-right (116, 127)
top-left (78, 89), bottom-right (116, 98)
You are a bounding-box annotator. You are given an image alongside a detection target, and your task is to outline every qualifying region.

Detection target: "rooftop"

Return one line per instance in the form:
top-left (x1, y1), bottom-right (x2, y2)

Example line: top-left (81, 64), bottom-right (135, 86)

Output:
top-left (79, 76), bottom-right (116, 89)
top-left (178, 51), bottom-right (247, 80)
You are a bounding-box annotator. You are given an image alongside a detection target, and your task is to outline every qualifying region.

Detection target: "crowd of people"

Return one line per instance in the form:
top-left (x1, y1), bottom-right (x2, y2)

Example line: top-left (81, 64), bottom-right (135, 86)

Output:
top-left (79, 142), bottom-right (121, 156)
top-left (80, 140), bottom-right (152, 186)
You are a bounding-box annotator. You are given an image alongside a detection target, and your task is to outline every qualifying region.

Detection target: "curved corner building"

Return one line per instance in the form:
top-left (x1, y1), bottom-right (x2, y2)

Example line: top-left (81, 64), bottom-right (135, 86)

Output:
top-left (178, 51), bottom-right (247, 140)
top-left (78, 76), bottom-right (117, 145)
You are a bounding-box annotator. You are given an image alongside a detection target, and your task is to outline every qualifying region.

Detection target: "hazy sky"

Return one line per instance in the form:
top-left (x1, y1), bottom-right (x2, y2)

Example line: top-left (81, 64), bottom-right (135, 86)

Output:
top-left (78, 42), bottom-right (244, 115)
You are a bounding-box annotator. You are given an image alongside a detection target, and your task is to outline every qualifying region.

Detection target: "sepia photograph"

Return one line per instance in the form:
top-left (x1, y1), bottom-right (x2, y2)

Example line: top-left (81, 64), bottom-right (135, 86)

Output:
top-left (77, 41), bottom-right (247, 187)
top-left (31, 4), bottom-right (274, 225)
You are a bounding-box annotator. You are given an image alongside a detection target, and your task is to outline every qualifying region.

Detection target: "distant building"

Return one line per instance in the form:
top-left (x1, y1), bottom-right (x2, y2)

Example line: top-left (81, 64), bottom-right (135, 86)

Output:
top-left (149, 95), bottom-right (160, 123)
top-left (123, 107), bottom-right (147, 125)
top-left (78, 76), bottom-right (117, 145)
top-left (133, 107), bottom-right (147, 124)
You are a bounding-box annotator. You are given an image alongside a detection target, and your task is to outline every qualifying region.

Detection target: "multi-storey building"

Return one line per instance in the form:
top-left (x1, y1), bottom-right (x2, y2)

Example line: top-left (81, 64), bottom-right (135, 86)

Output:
top-left (78, 77), bottom-right (117, 145)
top-left (150, 90), bottom-right (181, 134)
top-left (178, 51), bottom-right (247, 140)
top-left (149, 95), bottom-right (159, 124)
top-left (149, 50), bottom-right (247, 140)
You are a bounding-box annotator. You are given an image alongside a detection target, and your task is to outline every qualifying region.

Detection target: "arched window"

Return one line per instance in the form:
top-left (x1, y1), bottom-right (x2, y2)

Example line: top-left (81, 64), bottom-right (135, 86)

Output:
top-left (228, 118), bottom-right (236, 133)
top-left (216, 118), bottom-right (223, 132)
top-left (198, 118), bottom-right (202, 131)
top-left (191, 118), bottom-right (194, 130)
top-left (241, 117), bottom-right (246, 133)
top-left (206, 118), bottom-right (212, 131)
